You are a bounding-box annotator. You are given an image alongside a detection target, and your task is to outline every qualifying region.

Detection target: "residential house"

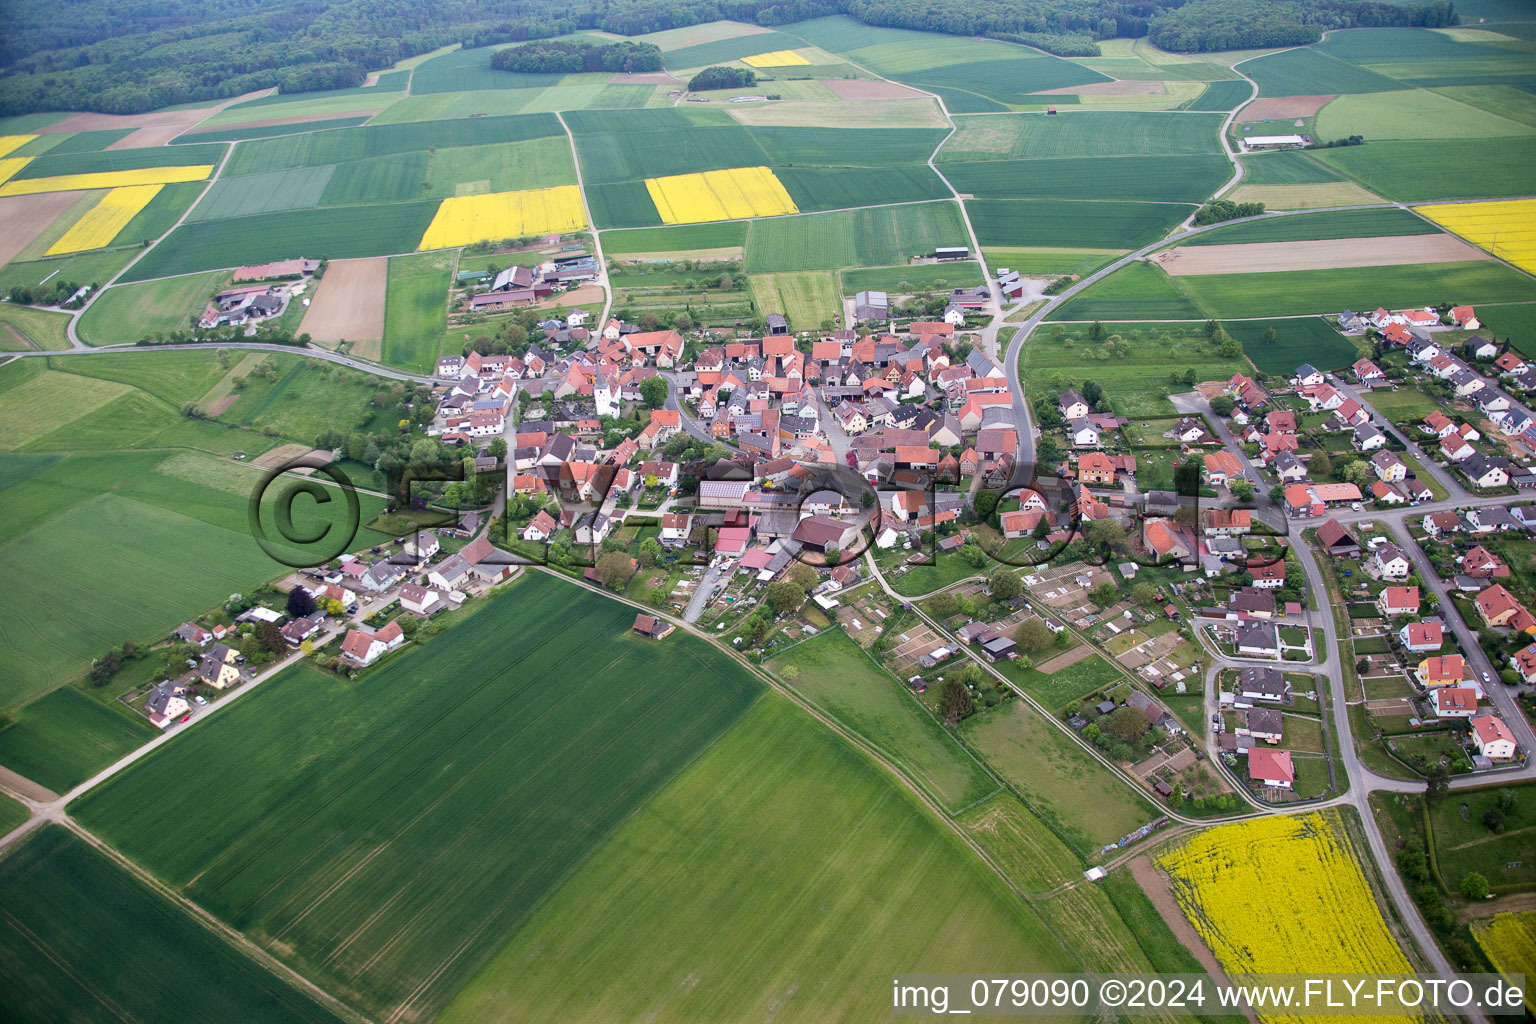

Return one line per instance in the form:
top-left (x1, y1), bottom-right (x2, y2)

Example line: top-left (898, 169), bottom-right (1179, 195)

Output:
top-left (1249, 748), bottom-right (1294, 789)
top-left (341, 620), bottom-right (404, 667)
top-left (1240, 707), bottom-right (1284, 743)
top-left (1370, 451), bottom-right (1407, 482)
top-left (1376, 586), bottom-right (1420, 618)
top-left (1203, 450), bottom-right (1245, 486)
top-left (1462, 453), bottom-right (1511, 490)
top-left (522, 509), bottom-right (558, 542)
top-left (1236, 620), bottom-right (1280, 658)
top-left (1462, 544), bottom-right (1510, 579)
top-left (1476, 584), bottom-right (1536, 632)
top-left (1471, 714), bottom-right (1518, 761)
top-left (1078, 451), bottom-right (1116, 485)
top-left (1372, 542), bottom-right (1411, 580)
top-left (1059, 390), bottom-right (1090, 419)
top-left (1434, 687), bottom-right (1479, 720)
top-left (1415, 654), bottom-right (1467, 689)
top-left (1398, 620), bottom-right (1443, 653)
top-left (632, 614), bottom-right (675, 640)
top-left (1512, 643), bottom-right (1536, 684)
top-left (1238, 667), bottom-right (1289, 703)
top-left (1068, 418), bottom-right (1100, 448)
top-left (145, 680), bottom-right (191, 729)
top-left (1250, 560), bottom-right (1286, 590)
top-left (398, 583), bottom-right (442, 616)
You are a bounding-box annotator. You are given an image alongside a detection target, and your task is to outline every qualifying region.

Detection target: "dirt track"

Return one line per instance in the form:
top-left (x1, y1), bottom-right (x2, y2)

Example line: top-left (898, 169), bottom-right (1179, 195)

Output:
top-left (1156, 234), bottom-right (1489, 276)
top-left (1237, 94), bottom-right (1336, 122)
top-left (0, 191), bottom-right (86, 266)
top-left (300, 257), bottom-right (387, 346)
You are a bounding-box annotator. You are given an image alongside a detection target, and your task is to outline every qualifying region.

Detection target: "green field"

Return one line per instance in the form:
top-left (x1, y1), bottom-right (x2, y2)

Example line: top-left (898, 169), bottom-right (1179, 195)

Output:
top-left (0, 249), bottom-right (137, 296)
top-left (0, 439), bottom-right (384, 705)
top-left (441, 693), bottom-right (1080, 1022)
top-left (968, 199), bottom-right (1190, 250)
top-left (1477, 303), bottom-right (1536, 359)
top-left (776, 164), bottom-right (951, 211)
top-left (1243, 47), bottom-right (1410, 97)
top-left (767, 628), bottom-right (998, 813)
top-left (76, 270), bottom-right (226, 345)
top-left (661, 29), bottom-right (809, 68)
top-left (1316, 89), bottom-right (1534, 140)
top-left (601, 221), bottom-right (747, 255)
top-left (1021, 321), bottom-right (1250, 416)
top-left (174, 116), bottom-right (374, 143)
top-left (1175, 261), bottom-right (1536, 318)
top-left (223, 113), bottom-right (563, 176)
top-left (744, 202), bottom-right (969, 273)
top-left (0, 685), bottom-right (155, 793)
top-left (1186, 79), bottom-right (1254, 111)
top-left (944, 155), bottom-right (1231, 202)
top-left (0, 792), bottom-right (24, 833)
top-left (961, 701), bottom-right (1157, 858)
top-left (956, 791), bottom-right (1083, 894)
top-left (187, 166), bottom-right (337, 222)
top-left (1311, 136), bottom-right (1536, 201)
top-left (120, 202), bottom-right (439, 281)
top-left (10, 142), bottom-right (227, 180)
top-left (380, 251), bottom-right (454, 373)
top-left (0, 827), bottom-right (347, 1024)
top-left (1053, 260), bottom-right (1202, 320)
top-left (748, 271), bottom-right (841, 329)
top-left (841, 262), bottom-right (984, 293)
top-left (1238, 149), bottom-right (1345, 184)
top-left (73, 575), bottom-right (764, 1023)
top-left (1184, 206), bottom-right (1433, 244)
top-left (941, 111), bottom-right (1225, 161)
top-left (1223, 317), bottom-right (1359, 374)
top-left (0, 304), bottom-right (72, 351)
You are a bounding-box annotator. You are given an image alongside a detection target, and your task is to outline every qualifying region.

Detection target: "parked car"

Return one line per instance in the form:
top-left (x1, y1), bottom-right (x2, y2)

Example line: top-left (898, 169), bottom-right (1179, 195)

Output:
top-left (193, 695), bottom-right (208, 706)
top-left (178, 713), bottom-right (191, 722)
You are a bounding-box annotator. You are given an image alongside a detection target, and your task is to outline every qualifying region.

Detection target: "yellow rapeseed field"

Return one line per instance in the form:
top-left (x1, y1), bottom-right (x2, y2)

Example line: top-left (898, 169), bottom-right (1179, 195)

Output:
top-left (1417, 198), bottom-right (1536, 276)
top-left (45, 184), bottom-right (164, 255)
top-left (0, 135), bottom-right (36, 159)
top-left (0, 157), bottom-right (32, 188)
top-left (646, 166), bottom-right (798, 224)
top-left (0, 165), bottom-right (213, 197)
top-left (1159, 813), bottom-right (1414, 1023)
top-left (1473, 910), bottom-right (1536, 985)
top-left (417, 185), bottom-right (587, 250)
top-left (742, 49), bottom-right (811, 67)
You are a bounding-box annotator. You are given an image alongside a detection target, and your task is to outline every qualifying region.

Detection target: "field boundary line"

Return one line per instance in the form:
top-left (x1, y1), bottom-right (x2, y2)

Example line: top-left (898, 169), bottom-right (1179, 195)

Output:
top-left (537, 567), bottom-right (1045, 908)
top-left (61, 820), bottom-right (374, 1024)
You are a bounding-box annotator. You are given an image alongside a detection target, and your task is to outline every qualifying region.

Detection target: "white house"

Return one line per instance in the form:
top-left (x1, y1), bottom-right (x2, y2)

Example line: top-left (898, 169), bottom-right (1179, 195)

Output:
top-left (1068, 418), bottom-right (1100, 448)
top-left (1472, 714), bottom-right (1518, 761)
top-left (398, 583), bottom-right (442, 616)
top-left (1372, 542), bottom-right (1412, 580)
top-left (341, 620), bottom-right (404, 667)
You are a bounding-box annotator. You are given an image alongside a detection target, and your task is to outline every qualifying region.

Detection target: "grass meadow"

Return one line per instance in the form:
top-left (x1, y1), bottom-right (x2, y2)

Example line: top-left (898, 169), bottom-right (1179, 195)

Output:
top-left (1238, 150), bottom-right (1345, 185)
top-left (747, 271), bottom-right (841, 328)
top-left (76, 271), bottom-right (227, 345)
top-left (601, 221), bottom-right (747, 255)
top-left (1428, 781), bottom-right (1536, 889)
top-left (841, 262), bottom-right (984, 293)
top-left (73, 575), bottom-right (764, 1024)
top-left (1243, 47), bottom-right (1409, 97)
top-left (0, 685), bottom-right (155, 793)
top-left (381, 251), bottom-right (454, 373)
top-left (439, 693), bottom-right (1081, 1023)
top-left (962, 701), bottom-right (1157, 858)
top-left (944, 154), bottom-right (1231, 203)
top-left (0, 827), bottom-right (347, 1024)
top-left (767, 627), bottom-right (999, 813)
top-left (0, 303), bottom-right (72, 350)
top-left (0, 792), bottom-right (23, 833)
top-left (1052, 260), bottom-right (1202, 321)
top-left (1021, 321), bottom-right (1250, 417)
top-left (955, 791), bottom-right (1083, 894)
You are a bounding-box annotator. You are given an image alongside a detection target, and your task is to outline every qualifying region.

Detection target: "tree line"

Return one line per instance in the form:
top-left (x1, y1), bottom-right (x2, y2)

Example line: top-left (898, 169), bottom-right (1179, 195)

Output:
top-left (1, 0), bottom-right (1459, 115)
top-left (490, 39), bottom-right (663, 74)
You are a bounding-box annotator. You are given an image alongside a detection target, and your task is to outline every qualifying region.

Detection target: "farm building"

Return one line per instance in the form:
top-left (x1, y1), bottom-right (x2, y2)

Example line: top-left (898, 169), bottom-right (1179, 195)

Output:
top-left (1240, 135), bottom-right (1307, 151)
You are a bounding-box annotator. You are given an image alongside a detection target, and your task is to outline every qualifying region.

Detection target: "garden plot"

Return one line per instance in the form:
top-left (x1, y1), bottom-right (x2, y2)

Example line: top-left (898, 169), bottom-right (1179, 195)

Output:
top-left (1154, 234), bottom-right (1488, 275)
top-left (842, 592), bottom-right (897, 648)
top-left (882, 622), bottom-right (947, 672)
